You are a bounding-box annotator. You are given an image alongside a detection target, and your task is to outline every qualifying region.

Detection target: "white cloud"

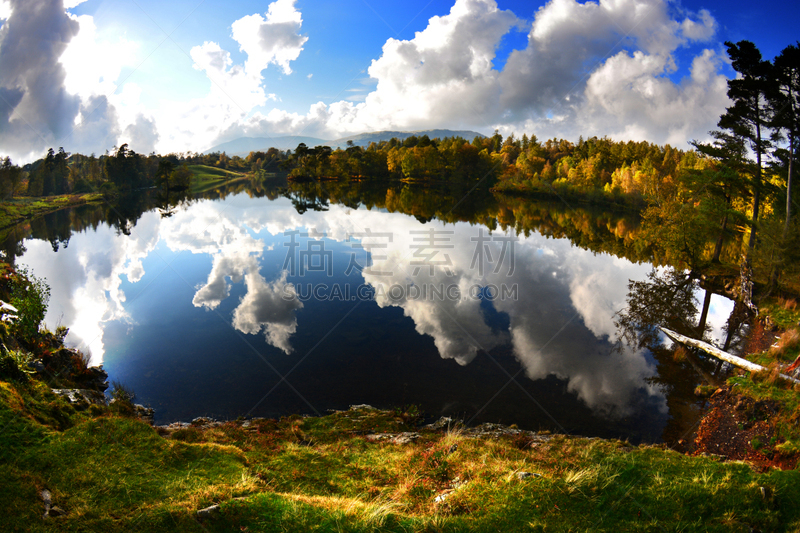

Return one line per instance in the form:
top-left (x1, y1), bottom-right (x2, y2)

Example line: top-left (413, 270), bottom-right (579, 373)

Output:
top-left (193, 0), bottom-right (727, 153)
top-left (0, 0), bottom-right (80, 160)
top-left (152, 0), bottom-right (309, 153)
top-left (331, 0), bottom-right (520, 133)
top-left (495, 0), bottom-right (726, 144)
top-left (2, 0), bottom-right (731, 163)
top-left (575, 47), bottom-right (729, 146)
top-left (231, 0), bottom-right (308, 76)
top-left (60, 14), bottom-right (137, 101)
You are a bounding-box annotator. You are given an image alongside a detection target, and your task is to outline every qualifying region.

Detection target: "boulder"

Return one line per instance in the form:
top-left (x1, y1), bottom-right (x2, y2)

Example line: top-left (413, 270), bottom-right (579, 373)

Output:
top-left (51, 389), bottom-right (106, 410)
top-left (135, 404), bottom-right (155, 425)
top-left (83, 366), bottom-right (109, 392)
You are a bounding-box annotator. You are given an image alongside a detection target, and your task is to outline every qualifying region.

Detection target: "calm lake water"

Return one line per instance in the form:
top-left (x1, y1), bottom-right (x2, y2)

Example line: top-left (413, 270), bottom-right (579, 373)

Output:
top-left (5, 180), bottom-right (735, 443)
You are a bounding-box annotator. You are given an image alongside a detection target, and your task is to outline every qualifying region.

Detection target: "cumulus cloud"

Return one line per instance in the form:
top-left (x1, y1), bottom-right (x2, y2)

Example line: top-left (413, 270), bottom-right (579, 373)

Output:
top-left (120, 114), bottom-right (159, 155)
top-left (0, 1), bottom-right (148, 162)
top-left (190, 41), bottom-right (270, 112)
top-left (231, 0), bottom-right (308, 76)
top-left (60, 13), bottom-right (137, 101)
top-left (347, 0), bottom-right (520, 131)
top-left (69, 95), bottom-right (121, 155)
top-left (0, 0), bottom-right (80, 159)
top-left (3, 0), bottom-right (732, 167)
top-left (575, 47), bottom-right (729, 145)
top-left (157, 0), bottom-right (308, 153)
top-left (195, 0), bottom-right (728, 152)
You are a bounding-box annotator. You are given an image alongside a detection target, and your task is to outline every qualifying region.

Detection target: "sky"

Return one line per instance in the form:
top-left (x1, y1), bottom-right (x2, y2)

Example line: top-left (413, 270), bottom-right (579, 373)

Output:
top-left (0, 0), bottom-right (798, 163)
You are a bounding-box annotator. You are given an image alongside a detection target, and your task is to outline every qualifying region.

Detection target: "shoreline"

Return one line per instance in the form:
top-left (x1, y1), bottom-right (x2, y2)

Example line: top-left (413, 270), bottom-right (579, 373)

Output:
top-left (0, 192), bottom-right (104, 231)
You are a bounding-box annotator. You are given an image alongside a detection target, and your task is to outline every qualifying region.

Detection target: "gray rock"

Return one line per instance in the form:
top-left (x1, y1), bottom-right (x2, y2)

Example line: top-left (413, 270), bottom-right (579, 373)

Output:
top-left (349, 404), bottom-right (376, 411)
top-left (433, 491), bottom-right (451, 503)
top-left (48, 506), bottom-right (66, 517)
top-left (40, 489), bottom-right (51, 518)
top-left (392, 432), bottom-right (420, 444)
top-left (425, 416), bottom-right (458, 430)
top-left (365, 432), bottom-right (420, 444)
top-left (135, 404), bottom-right (155, 425)
top-left (196, 504), bottom-right (220, 520)
top-left (85, 366), bottom-right (109, 392)
top-left (51, 389), bottom-right (107, 409)
top-left (27, 360), bottom-right (45, 373)
top-left (516, 472), bottom-right (542, 480)
top-left (40, 489), bottom-right (66, 517)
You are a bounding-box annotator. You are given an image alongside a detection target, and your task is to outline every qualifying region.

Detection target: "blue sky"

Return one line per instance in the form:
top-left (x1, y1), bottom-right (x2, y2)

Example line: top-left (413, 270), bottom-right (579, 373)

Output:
top-left (0, 0), bottom-right (798, 162)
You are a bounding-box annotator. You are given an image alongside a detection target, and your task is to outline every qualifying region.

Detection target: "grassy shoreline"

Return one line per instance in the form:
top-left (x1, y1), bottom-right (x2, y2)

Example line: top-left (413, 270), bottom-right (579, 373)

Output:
top-left (3, 381), bottom-right (800, 532)
top-left (0, 193), bottom-right (104, 231)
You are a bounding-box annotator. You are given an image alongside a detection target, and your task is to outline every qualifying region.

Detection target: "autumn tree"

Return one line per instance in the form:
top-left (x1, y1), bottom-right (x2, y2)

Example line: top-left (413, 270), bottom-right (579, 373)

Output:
top-left (718, 40), bottom-right (774, 260)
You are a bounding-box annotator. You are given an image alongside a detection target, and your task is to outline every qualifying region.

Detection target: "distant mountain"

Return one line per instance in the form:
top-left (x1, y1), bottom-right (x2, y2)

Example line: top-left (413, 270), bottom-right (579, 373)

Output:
top-left (205, 129), bottom-right (486, 156)
top-left (204, 136), bottom-right (327, 156)
top-left (328, 129), bottom-right (486, 148)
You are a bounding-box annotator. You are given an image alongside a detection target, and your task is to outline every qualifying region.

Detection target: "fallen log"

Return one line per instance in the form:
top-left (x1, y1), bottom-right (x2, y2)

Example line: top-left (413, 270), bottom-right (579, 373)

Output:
top-left (659, 327), bottom-right (800, 386)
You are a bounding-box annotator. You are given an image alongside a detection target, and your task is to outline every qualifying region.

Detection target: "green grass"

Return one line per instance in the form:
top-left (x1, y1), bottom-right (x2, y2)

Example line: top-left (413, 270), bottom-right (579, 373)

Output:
top-left (187, 165), bottom-right (246, 193)
top-left (0, 193), bottom-right (103, 229)
top-left (2, 383), bottom-right (799, 532)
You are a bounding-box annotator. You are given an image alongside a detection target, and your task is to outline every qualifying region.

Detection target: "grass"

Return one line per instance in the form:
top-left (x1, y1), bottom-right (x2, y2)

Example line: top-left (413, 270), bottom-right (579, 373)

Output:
top-left (0, 193), bottom-right (103, 229)
top-left (711, 296), bottom-right (800, 462)
top-left (2, 385), bottom-right (799, 532)
top-left (187, 165), bottom-right (247, 193)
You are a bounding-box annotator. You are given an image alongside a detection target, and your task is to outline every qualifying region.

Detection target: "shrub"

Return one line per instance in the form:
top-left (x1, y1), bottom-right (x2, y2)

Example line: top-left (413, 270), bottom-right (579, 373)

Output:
top-left (9, 266), bottom-right (50, 342)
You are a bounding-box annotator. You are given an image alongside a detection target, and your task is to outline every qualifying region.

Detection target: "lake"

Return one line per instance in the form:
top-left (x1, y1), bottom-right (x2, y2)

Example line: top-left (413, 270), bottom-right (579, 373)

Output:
top-left (3, 180), bottom-right (736, 444)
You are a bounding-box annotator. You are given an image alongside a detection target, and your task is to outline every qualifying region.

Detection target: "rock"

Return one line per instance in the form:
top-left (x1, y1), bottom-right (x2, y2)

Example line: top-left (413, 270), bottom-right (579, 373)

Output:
top-left (196, 504), bottom-right (220, 520)
top-left (40, 489), bottom-right (66, 517)
top-left (516, 472), bottom-right (542, 480)
top-left (364, 432), bottom-right (420, 444)
top-left (392, 432), bottom-right (420, 444)
top-left (134, 404), bottom-right (155, 425)
top-left (40, 489), bottom-right (51, 518)
top-left (51, 388), bottom-right (106, 410)
top-left (241, 418), bottom-right (261, 429)
top-left (84, 366), bottom-right (109, 392)
top-left (425, 416), bottom-right (458, 430)
top-left (48, 506), bottom-right (66, 517)
top-left (433, 492), bottom-right (451, 503)
top-left (450, 476), bottom-right (468, 490)
top-left (349, 404), bottom-right (376, 411)
top-left (27, 360), bottom-right (46, 373)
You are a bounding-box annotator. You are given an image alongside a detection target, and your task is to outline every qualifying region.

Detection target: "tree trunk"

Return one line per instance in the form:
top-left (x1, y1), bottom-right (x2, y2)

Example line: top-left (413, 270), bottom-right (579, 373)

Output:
top-left (712, 212), bottom-right (728, 263)
top-left (697, 289), bottom-right (712, 337)
top-left (661, 327), bottom-right (800, 384)
top-left (746, 109), bottom-right (763, 260)
top-left (784, 133), bottom-right (794, 237)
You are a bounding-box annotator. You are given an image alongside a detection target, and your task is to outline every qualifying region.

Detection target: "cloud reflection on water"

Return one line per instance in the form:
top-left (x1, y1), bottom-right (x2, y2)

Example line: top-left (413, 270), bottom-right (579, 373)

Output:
top-left (28, 195), bottom-right (673, 417)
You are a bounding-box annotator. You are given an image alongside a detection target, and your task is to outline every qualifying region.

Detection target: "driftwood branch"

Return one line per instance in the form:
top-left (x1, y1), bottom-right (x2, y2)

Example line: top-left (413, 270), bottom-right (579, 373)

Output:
top-left (659, 327), bottom-right (800, 385)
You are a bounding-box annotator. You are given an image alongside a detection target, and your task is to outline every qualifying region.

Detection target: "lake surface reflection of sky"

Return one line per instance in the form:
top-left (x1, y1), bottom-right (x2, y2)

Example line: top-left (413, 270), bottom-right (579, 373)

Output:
top-left (16, 192), bottom-right (729, 441)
